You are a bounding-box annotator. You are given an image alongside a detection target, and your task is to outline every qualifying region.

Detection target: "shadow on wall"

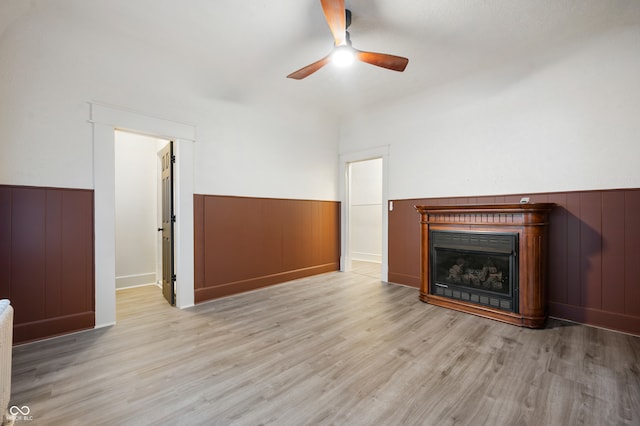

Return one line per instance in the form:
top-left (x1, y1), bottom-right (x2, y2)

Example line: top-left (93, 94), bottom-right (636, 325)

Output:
top-left (548, 205), bottom-right (611, 325)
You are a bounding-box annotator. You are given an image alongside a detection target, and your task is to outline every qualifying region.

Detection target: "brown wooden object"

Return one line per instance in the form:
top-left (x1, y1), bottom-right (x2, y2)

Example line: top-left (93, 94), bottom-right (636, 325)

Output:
top-left (0, 185), bottom-right (95, 344)
top-left (194, 194), bottom-right (340, 303)
top-left (415, 203), bottom-right (555, 328)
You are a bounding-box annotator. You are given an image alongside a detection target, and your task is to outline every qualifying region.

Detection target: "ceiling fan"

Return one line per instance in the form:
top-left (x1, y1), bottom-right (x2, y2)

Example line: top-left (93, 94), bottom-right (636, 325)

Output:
top-left (287, 0), bottom-right (409, 80)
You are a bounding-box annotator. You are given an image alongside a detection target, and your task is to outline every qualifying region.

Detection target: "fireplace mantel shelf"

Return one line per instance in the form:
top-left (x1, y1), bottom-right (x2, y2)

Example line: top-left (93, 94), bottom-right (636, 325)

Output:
top-left (415, 203), bottom-right (555, 328)
top-left (417, 202), bottom-right (556, 211)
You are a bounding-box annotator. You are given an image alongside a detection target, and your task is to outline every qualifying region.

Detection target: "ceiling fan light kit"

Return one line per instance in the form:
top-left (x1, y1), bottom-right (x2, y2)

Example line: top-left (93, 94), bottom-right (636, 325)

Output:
top-left (287, 0), bottom-right (409, 80)
top-left (331, 46), bottom-right (355, 67)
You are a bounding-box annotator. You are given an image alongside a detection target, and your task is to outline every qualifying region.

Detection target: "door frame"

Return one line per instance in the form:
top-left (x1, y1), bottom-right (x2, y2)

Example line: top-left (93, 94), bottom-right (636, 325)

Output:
top-left (90, 102), bottom-right (195, 328)
top-left (339, 146), bottom-right (389, 281)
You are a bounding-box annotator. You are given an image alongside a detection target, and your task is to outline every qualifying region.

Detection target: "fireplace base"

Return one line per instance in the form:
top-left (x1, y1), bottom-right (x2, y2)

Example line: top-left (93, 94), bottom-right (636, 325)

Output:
top-left (415, 203), bottom-right (554, 328)
top-left (420, 293), bottom-right (546, 328)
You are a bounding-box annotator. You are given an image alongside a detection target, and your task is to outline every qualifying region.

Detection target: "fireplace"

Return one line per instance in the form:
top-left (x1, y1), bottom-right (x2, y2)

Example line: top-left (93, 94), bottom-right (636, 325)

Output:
top-left (430, 230), bottom-right (518, 313)
top-left (415, 203), bottom-right (554, 328)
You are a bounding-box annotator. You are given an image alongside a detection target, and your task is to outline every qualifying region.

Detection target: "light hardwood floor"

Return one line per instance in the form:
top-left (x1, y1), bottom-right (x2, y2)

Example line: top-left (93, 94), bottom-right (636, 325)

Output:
top-left (10, 264), bottom-right (640, 425)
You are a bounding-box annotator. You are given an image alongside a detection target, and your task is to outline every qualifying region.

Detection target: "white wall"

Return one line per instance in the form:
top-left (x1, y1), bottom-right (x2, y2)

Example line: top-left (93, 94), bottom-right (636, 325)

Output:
top-left (0, 5), bottom-right (339, 201)
top-left (114, 131), bottom-right (165, 289)
top-left (193, 105), bottom-right (338, 199)
top-left (350, 159), bottom-right (382, 263)
top-left (340, 27), bottom-right (640, 199)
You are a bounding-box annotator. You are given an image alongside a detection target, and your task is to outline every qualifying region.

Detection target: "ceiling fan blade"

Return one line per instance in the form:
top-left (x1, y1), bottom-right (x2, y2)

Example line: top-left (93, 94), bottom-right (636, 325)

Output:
top-left (320, 0), bottom-right (347, 46)
top-left (286, 55), bottom-right (331, 80)
top-left (355, 50), bottom-right (409, 72)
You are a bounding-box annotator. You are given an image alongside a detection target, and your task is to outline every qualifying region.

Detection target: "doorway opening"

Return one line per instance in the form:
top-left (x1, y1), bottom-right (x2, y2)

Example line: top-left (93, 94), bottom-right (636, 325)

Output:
top-left (114, 130), bottom-right (174, 319)
top-left (91, 102), bottom-right (195, 329)
top-left (348, 158), bottom-right (383, 280)
top-left (339, 146), bottom-right (389, 282)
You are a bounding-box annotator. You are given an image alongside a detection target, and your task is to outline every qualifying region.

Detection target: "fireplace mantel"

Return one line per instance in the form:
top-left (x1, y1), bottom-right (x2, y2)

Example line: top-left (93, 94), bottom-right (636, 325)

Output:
top-left (415, 203), bottom-right (555, 328)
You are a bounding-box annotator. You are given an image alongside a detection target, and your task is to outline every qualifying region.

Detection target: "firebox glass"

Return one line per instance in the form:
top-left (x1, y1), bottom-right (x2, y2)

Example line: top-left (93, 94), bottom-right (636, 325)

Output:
top-left (430, 230), bottom-right (519, 312)
top-left (433, 249), bottom-right (511, 296)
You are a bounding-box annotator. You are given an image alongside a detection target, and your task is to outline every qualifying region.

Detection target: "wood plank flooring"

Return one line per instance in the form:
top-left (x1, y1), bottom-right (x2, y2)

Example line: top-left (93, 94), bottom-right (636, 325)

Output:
top-left (9, 263), bottom-right (640, 425)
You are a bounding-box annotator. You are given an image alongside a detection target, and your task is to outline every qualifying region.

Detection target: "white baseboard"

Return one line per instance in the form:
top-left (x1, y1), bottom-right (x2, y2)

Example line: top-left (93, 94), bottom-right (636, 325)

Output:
top-left (352, 252), bottom-right (382, 263)
top-left (115, 273), bottom-right (157, 289)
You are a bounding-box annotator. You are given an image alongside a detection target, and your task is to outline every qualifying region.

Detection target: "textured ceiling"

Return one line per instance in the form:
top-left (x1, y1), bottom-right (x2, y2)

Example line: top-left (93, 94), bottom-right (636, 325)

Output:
top-left (2, 0), bottom-right (640, 119)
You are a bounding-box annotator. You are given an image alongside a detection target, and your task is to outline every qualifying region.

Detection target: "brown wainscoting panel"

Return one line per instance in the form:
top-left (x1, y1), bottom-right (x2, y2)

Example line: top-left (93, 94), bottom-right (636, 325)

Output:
top-left (388, 188), bottom-right (640, 336)
top-left (387, 199), bottom-right (422, 287)
top-left (0, 185), bottom-right (95, 344)
top-left (0, 188), bottom-right (13, 300)
top-left (624, 190), bottom-right (640, 319)
top-left (601, 191), bottom-right (626, 314)
top-left (194, 195), bottom-right (340, 304)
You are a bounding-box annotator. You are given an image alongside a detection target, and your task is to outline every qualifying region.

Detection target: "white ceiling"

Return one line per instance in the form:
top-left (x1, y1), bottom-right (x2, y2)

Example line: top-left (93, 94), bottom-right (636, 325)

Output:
top-left (2, 0), bottom-right (640, 119)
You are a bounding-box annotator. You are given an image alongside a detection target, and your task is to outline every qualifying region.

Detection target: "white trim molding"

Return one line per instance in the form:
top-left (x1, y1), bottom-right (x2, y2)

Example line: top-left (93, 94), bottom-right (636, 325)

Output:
top-left (339, 146), bottom-right (390, 282)
top-left (90, 103), bottom-right (196, 328)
